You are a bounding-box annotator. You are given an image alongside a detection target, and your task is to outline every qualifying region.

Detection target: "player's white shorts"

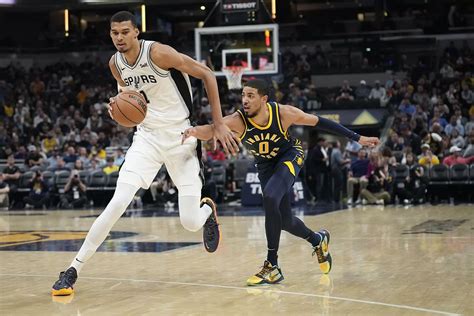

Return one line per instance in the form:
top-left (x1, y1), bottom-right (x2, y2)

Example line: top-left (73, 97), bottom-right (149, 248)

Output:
top-left (117, 120), bottom-right (203, 195)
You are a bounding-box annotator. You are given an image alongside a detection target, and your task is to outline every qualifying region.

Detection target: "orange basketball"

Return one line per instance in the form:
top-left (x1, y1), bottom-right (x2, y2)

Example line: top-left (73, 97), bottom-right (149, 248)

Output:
top-left (112, 91), bottom-right (147, 127)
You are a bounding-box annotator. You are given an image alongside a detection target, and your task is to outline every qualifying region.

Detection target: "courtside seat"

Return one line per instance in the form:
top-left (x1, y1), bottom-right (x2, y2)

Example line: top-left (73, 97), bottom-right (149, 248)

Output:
top-left (79, 170), bottom-right (91, 185)
top-left (87, 170), bottom-right (107, 191)
top-left (450, 164), bottom-right (469, 185)
top-left (429, 164), bottom-right (449, 185)
top-left (42, 171), bottom-right (54, 188)
top-left (18, 171), bottom-right (35, 192)
top-left (55, 171), bottom-right (71, 194)
top-left (105, 171), bottom-right (119, 190)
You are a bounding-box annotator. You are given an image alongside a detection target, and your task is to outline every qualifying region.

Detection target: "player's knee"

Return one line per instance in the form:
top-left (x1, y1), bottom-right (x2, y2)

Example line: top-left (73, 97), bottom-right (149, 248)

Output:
top-left (281, 217), bottom-right (293, 231)
top-left (262, 189), bottom-right (279, 208)
top-left (180, 215), bottom-right (201, 232)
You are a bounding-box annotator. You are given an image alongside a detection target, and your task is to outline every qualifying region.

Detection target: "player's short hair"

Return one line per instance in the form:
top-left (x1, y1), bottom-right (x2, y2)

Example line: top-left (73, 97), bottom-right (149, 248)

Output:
top-left (110, 11), bottom-right (137, 28)
top-left (244, 79), bottom-right (269, 97)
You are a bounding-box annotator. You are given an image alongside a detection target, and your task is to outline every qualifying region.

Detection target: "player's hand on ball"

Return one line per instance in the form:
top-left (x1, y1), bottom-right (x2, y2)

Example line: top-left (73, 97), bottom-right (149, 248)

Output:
top-left (213, 121), bottom-right (240, 156)
top-left (108, 97), bottom-right (116, 120)
top-left (358, 136), bottom-right (380, 147)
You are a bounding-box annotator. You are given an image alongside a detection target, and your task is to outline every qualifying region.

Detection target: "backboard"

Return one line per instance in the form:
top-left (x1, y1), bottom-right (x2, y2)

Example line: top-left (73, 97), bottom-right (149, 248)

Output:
top-left (195, 23), bottom-right (279, 76)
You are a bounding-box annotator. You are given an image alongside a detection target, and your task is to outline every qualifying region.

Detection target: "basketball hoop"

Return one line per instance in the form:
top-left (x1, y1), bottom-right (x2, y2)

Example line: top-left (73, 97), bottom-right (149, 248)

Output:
top-left (222, 66), bottom-right (244, 90)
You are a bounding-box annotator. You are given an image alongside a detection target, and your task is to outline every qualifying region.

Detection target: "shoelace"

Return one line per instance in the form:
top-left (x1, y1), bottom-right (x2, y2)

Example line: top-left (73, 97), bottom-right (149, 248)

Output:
top-left (60, 269), bottom-right (76, 286)
top-left (312, 245), bottom-right (325, 263)
top-left (256, 265), bottom-right (273, 278)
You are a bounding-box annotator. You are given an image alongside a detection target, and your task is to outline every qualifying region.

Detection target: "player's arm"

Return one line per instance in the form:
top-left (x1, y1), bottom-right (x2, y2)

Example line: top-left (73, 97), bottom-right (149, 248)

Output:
top-left (278, 104), bottom-right (380, 147)
top-left (107, 56), bottom-right (127, 119)
top-left (150, 43), bottom-right (240, 155)
top-left (182, 112), bottom-right (245, 144)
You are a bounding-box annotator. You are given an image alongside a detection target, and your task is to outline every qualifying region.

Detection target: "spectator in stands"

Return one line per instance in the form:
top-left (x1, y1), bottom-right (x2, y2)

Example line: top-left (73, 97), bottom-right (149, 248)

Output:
top-left (355, 80), bottom-right (370, 100)
top-left (429, 109), bottom-right (448, 130)
top-left (460, 82), bottom-right (474, 106)
top-left (23, 170), bottom-right (49, 209)
top-left (418, 144), bottom-right (440, 167)
top-left (85, 111), bottom-right (103, 131)
top-left (59, 170), bottom-right (88, 209)
top-left (400, 124), bottom-right (422, 155)
top-left (77, 147), bottom-right (91, 169)
top-left (450, 128), bottom-right (465, 149)
top-left (63, 146), bottom-right (78, 164)
top-left (398, 97), bottom-right (416, 116)
top-left (73, 159), bottom-right (84, 171)
top-left (88, 158), bottom-right (101, 171)
top-left (346, 148), bottom-right (369, 204)
top-left (360, 158), bottom-right (391, 205)
top-left (150, 172), bottom-right (178, 208)
top-left (401, 153), bottom-right (428, 205)
top-left (443, 146), bottom-right (474, 166)
top-left (440, 62), bottom-right (455, 79)
top-left (305, 137), bottom-right (329, 203)
top-left (420, 130), bottom-right (443, 156)
top-left (330, 141), bottom-right (350, 203)
top-left (52, 157), bottom-right (71, 173)
top-left (2, 154), bottom-right (21, 207)
top-left (0, 173), bottom-right (10, 209)
top-left (412, 85), bottom-right (430, 106)
top-left (385, 132), bottom-right (404, 152)
top-left (445, 115), bottom-right (465, 137)
top-left (41, 132), bottom-right (59, 154)
top-left (335, 80), bottom-right (354, 103)
top-left (344, 139), bottom-right (362, 163)
top-left (114, 148), bottom-right (125, 166)
top-left (207, 146), bottom-right (226, 161)
top-left (369, 80), bottom-right (388, 106)
top-left (463, 132), bottom-right (474, 158)
top-left (25, 145), bottom-right (44, 168)
top-left (103, 156), bottom-right (119, 175)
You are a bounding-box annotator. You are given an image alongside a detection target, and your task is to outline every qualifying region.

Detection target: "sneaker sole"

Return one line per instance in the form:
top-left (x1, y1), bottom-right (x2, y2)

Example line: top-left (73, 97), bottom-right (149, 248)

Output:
top-left (320, 229), bottom-right (332, 274)
top-left (247, 275), bottom-right (284, 286)
top-left (201, 197), bottom-right (221, 253)
top-left (51, 288), bottom-right (74, 296)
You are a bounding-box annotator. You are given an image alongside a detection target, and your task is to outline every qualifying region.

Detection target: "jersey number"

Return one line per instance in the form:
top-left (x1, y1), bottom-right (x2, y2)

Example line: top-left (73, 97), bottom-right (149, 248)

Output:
top-left (259, 141), bottom-right (269, 154)
top-left (139, 90), bottom-right (150, 103)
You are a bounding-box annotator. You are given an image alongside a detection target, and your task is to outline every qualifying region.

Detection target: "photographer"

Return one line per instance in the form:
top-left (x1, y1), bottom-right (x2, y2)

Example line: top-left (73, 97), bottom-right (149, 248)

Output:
top-left (23, 170), bottom-right (49, 209)
top-left (60, 170), bottom-right (88, 209)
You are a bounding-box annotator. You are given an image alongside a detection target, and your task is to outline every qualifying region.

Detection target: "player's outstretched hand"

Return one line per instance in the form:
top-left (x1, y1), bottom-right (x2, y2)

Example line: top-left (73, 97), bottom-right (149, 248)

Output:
top-left (181, 127), bottom-right (197, 144)
top-left (213, 121), bottom-right (240, 156)
top-left (358, 136), bottom-right (380, 147)
top-left (107, 97), bottom-right (116, 120)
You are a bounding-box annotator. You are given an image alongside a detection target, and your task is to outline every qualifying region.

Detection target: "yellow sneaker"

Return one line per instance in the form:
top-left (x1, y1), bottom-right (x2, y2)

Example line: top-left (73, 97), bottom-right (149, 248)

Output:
top-left (246, 260), bottom-right (284, 286)
top-left (312, 229), bottom-right (332, 274)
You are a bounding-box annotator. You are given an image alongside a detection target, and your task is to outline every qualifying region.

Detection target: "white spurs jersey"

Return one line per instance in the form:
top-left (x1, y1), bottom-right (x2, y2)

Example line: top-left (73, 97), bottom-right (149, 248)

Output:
top-left (113, 40), bottom-right (193, 129)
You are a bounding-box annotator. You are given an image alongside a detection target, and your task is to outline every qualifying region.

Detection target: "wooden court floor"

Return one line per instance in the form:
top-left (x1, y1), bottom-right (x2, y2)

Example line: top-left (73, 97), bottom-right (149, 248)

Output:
top-left (0, 204), bottom-right (472, 315)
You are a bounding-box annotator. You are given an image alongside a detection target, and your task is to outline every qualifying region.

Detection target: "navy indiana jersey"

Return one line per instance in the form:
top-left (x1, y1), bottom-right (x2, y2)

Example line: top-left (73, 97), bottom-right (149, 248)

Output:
top-left (237, 102), bottom-right (304, 165)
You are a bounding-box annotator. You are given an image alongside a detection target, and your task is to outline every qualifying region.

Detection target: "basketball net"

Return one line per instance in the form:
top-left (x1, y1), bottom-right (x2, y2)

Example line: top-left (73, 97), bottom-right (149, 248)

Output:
top-left (222, 66), bottom-right (244, 90)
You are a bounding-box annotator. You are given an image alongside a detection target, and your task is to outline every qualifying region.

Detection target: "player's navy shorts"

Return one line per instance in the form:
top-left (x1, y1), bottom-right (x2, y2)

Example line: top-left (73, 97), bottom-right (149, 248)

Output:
top-left (256, 149), bottom-right (304, 190)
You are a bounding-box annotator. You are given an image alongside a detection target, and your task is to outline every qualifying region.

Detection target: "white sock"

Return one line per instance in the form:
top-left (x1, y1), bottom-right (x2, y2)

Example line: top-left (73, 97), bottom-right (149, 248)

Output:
top-left (70, 182), bottom-right (139, 274)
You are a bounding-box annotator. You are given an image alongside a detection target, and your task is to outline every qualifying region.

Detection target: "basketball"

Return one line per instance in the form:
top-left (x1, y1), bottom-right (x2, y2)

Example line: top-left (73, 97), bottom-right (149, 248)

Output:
top-left (112, 91), bottom-right (147, 127)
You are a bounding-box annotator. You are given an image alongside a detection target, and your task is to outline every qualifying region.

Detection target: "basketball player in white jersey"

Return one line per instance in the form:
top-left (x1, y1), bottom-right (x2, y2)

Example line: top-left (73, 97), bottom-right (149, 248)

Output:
top-left (52, 11), bottom-right (240, 296)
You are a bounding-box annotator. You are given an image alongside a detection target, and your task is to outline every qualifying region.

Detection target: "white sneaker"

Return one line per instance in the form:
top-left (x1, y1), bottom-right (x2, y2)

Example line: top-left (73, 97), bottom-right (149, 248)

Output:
top-left (375, 199), bottom-right (385, 205)
top-left (355, 198), bottom-right (362, 204)
top-left (362, 199), bottom-right (368, 205)
top-left (347, 198), bottom-right (353, 205)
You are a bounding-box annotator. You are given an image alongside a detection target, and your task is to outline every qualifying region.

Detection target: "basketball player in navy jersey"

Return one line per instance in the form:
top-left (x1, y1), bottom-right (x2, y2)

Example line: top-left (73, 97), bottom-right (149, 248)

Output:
top-left (52, 11), bottom-right (240, 296)
top-left (183, 79), bottom-right (379, 285)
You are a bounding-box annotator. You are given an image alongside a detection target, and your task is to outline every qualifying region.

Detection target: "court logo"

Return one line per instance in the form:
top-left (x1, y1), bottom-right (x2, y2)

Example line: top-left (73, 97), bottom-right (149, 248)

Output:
top-left (0, 231), bottom-right (199, 252)
top-left (403, 219), bottom-right (469, 234)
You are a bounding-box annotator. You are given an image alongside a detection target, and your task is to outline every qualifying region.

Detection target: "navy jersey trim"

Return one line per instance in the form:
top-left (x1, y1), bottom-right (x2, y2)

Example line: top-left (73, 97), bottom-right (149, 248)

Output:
top-left (120, 40), bottom-right (144, 69)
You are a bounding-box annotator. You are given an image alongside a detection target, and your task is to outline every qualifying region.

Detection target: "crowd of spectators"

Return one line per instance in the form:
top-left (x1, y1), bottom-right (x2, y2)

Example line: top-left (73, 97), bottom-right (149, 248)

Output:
top-left (1, 39), bottom-right (473, 209)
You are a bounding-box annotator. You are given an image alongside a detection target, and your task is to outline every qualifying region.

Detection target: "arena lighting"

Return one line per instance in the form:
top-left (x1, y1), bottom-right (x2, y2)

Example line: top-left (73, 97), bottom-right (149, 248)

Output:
top-left (141, 4), bottom-right (146, 32)
top-left (64, 9), bottom-right (69, 37)
top-left (271, 0), bottom-right (276, 19)
top-left (200, 5), bottom-right (206, 11)
top-left (0, 0), bottom-right (15, 5)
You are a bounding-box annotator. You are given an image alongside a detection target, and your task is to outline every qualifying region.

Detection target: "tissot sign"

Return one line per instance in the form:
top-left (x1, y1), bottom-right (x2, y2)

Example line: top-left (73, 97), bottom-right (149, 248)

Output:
top-left (221, 0), bottom-right (259, 13)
